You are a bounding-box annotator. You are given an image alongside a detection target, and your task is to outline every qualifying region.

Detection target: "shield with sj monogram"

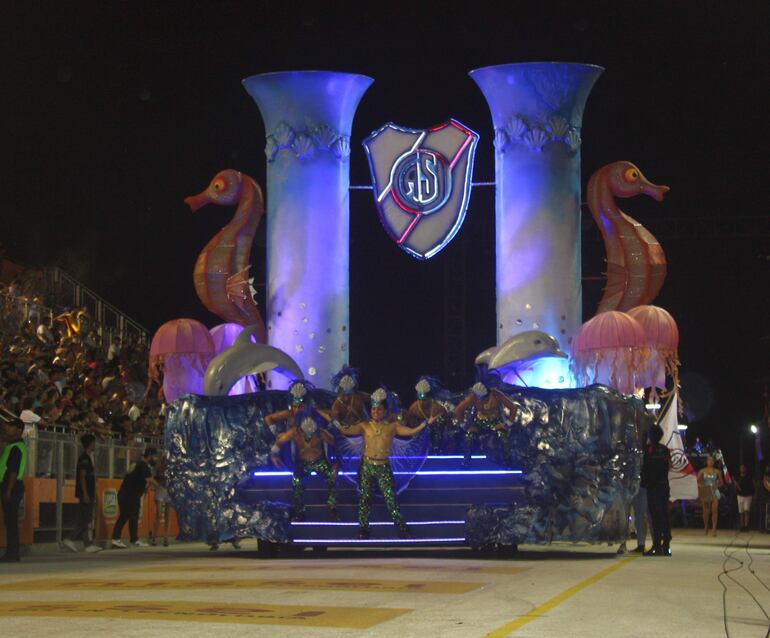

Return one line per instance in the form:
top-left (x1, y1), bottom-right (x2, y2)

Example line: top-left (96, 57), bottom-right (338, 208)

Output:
top-left (362, 119), bottom-right (479, 259)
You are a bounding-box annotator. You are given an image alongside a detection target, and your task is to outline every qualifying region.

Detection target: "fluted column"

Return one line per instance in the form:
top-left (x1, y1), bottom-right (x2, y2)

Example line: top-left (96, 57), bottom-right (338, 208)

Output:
top-left (470, 63), bottom-right (603, 387)
top-left (243, 71), bottom-right (373, 389)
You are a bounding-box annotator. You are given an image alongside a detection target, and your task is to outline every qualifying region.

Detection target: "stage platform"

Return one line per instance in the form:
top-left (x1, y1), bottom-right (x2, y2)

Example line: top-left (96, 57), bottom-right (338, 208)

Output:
top-left (239, 454), bottom-right (524, 547)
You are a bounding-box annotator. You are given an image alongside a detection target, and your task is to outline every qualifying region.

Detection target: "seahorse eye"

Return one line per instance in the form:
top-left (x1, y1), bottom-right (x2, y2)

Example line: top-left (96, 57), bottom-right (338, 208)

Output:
top-left (623, 168), bottom-right (639, 183)
top-left (213, 179), bottom-right (225, 191)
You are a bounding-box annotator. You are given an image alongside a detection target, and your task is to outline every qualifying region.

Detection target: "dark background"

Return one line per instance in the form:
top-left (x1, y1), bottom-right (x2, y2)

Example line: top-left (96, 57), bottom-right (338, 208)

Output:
top-left (1, 2), bottom-right (768, 467)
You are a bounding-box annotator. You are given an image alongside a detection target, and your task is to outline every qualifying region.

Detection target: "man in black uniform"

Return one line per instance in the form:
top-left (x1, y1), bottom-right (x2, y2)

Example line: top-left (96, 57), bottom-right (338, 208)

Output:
top-left (0, 415), bottom-right (27, 562)
top-left (111, 447), bottom-right (157, 548)
top-left (641, 424), bottom-right (672, 557)
top-left (63, 434), bottom-right (102, 553)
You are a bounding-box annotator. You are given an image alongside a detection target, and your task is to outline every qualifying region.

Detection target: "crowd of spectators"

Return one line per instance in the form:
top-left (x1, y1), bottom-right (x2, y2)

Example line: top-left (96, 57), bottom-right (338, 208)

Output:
top-left (0, 274), bottom-right (164, 443)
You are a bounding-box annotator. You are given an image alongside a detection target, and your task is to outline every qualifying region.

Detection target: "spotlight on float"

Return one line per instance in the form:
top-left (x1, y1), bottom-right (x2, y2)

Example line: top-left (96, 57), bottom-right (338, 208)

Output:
top-left (645, 402), bottom-right (661, 410)
top-left (677, 424), bottom-right (688, 431)
top-left (750, 424), bottom-right (759, 435)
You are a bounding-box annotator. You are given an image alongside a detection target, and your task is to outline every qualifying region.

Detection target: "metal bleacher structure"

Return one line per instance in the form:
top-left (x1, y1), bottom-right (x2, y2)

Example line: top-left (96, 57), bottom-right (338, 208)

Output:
top-left (241, 454), bottom-right (524, 548)
top-left (1, 263), bottom-right (156, 543)
top-left (42, 267), bottom-right (149, 345)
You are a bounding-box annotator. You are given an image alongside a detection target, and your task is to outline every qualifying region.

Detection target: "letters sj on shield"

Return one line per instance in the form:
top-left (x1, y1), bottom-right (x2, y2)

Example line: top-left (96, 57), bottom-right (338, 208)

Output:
top-left (363, 119), bottom-right (479, 259)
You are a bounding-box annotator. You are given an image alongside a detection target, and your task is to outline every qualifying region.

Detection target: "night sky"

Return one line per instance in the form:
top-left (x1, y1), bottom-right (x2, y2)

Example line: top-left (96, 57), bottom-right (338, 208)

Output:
top-left (1, 2), bottom-right (768, 465)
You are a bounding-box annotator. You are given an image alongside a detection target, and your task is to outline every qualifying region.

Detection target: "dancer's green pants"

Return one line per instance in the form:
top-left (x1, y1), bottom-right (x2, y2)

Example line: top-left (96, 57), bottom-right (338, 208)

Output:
top-left (357, 458), bottom-right (404, 531)
top-left (292, 457), bottom-right (336, 516)
top-left (464, 418), bottom-right (512, 466)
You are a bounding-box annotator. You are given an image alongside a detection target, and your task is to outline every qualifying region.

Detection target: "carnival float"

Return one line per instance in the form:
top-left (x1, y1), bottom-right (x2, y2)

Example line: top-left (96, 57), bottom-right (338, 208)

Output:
top-left (153, 63), bottom-right (685, 553)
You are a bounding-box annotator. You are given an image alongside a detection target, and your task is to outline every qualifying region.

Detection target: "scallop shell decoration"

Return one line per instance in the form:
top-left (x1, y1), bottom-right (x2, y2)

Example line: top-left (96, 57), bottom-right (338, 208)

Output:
top-left (292, 133), bottom-right (315, 160)
top-left (546, 114), bottom-right (570, 139)
top-left (494, 128), bottom-right (509, 152)
top-left (524, 127), bottom-right (549, 151)
top-left (332, 136), bottom-right (351, 159)
top-left (264, 136), bottom-right (279, 162)
top-left (312, 124), bottom-right (338, 150)
top-left (506, 115), bottom-right (529, 140)
top-left (566, 129), bottom-right (582, 152)
top-left (272, 122), bottom-right (295, 147)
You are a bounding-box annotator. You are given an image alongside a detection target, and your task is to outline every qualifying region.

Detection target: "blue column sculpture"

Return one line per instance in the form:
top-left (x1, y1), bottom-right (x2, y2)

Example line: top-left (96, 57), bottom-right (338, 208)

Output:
top-left (243, 71), bottom-right (373, 388)
top-left (470, 63), bottom-right (603, 387)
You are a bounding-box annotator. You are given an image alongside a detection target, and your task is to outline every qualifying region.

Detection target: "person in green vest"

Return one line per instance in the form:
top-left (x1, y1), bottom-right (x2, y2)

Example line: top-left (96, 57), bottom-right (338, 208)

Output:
top-left (1, 416), bottom-right (27, 562)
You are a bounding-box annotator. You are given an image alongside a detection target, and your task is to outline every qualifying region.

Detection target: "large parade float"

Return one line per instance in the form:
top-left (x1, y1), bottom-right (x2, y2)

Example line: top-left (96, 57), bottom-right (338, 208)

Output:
top-left (154, 63), bottom-right (689, 553)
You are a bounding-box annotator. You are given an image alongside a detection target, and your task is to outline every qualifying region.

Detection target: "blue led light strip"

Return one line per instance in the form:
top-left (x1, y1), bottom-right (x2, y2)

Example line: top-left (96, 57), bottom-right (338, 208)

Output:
top-left (253, 469), bottom-right (522, 477)
top-left (290, 520), bottom-right (464, 526)
top-left (292, 537), bottom-right (466, 544)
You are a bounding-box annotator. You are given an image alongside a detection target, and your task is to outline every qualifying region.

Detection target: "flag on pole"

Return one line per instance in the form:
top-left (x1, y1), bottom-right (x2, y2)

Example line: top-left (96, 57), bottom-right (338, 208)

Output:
top-left (658, 391), bottom-right (698, 501)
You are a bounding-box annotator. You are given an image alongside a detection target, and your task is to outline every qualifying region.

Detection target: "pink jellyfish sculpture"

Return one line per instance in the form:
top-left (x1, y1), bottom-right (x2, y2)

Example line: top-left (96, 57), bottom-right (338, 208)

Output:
top-left (627, 305), bottom-right (680, 396)
top-left (149, 319), bottom-right (216, 403)
top-left (209, 323), bottom-right (259, 395)
top-left (570, 311), bottom-right (649, 394)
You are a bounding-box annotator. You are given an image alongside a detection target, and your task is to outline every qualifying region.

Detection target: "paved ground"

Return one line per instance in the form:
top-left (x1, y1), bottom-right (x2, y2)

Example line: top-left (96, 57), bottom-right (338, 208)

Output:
top-left (1, 530), bottom-right (769, 637)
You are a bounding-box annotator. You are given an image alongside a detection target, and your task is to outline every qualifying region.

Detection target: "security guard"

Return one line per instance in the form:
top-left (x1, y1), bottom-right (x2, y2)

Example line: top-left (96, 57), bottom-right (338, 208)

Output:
top-left (0, 414), bottom-right (27, 562)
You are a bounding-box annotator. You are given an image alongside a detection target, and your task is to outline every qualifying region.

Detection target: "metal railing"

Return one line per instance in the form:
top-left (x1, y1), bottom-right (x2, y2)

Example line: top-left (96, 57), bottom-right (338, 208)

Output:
top-left (42, 267), bottom-right (149, 344)
top-left (20, 429), bottom-right (163, 545)
top-left (26, 428), bottom-right (162, 480)
top-left (0, 292), bottom-right (55, 331)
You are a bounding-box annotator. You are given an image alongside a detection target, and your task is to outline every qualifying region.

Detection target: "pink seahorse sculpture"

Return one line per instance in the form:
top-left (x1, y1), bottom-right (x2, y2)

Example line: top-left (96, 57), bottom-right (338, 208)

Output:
top-left (587, 161), bottom-right (670, 313)
top-left (185, 169), bottom-right (267, 342)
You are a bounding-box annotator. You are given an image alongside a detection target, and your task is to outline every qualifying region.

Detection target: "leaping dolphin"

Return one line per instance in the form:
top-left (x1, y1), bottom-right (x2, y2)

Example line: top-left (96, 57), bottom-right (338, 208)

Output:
top-left (475, 330), bottom-right (568, 381)
top-left (203, 325), bottom-right (304, 396)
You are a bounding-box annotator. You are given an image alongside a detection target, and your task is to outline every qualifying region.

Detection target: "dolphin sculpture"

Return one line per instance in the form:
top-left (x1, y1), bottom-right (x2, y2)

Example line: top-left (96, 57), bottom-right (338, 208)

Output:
top-left (203, 325), bottom-right (304, 396)
top-left (475, 330), bottom-right (568, 382)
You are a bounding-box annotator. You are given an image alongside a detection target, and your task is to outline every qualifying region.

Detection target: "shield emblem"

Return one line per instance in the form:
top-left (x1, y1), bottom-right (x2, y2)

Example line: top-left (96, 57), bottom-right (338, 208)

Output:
top-left (363, 119), bottom-right (479, 259)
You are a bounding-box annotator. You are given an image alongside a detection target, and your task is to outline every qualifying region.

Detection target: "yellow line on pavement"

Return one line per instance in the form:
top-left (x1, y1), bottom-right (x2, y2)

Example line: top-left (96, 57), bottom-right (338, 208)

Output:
top-left (485, 556), bottom-right (638, 637)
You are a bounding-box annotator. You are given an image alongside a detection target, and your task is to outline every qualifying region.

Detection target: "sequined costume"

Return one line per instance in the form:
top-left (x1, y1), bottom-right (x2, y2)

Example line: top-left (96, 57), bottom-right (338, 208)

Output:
top-left (465, 415), bottom-right (513, 467)
top-left (292, 457), bottom-right (337, 518)
top-left (408, 377), bottom-right (451, 453)
top-left (408, 400), bottom-right (448, 453)
top-left (272, 408), bottom-right (338, 521)
top-left (337, 387), bottom-right (431, 538)
top-left (454, 384), bottom-right (519, 467)
top-left (357, 458), bottom-right (404, 531)
top-left (428, 414), bottom-right (447, 452)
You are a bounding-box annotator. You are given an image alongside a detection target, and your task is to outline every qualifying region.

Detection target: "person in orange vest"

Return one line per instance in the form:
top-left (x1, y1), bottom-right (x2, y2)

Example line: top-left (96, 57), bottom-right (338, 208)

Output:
top-left (0, 415), bottom-right (27, 562)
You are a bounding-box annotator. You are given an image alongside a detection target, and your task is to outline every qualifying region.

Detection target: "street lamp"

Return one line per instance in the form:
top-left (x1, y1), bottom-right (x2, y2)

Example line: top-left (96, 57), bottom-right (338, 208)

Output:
top-left (740, 425), bottom-right (760, 467)
top-left (751, 425), bottom-right (763, 482)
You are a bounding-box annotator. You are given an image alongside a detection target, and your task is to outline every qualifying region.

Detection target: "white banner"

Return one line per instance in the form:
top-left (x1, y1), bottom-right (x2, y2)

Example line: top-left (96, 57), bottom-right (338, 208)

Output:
top-left (658, 392), bottom-right (699, 501)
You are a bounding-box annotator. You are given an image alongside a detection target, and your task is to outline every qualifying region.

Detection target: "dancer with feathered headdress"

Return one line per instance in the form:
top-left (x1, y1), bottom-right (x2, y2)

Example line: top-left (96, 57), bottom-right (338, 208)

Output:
top-left (329, 366), bottom-right (370, 427)
top-left (263, 380), bottom-right (316, 434)
top-left (271, 407), bottom-right (339, 522)
top-left (454, 379), bottom-right (520, 467)
top-left (335, 387), bottom-right (438, 539)
top-left (407, 376), bottom-right (451, 453)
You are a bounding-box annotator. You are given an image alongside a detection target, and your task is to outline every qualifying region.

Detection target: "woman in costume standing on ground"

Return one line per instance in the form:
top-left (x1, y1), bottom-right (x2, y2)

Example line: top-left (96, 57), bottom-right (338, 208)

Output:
top-left (698, 454), bottom-right (724, 536)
